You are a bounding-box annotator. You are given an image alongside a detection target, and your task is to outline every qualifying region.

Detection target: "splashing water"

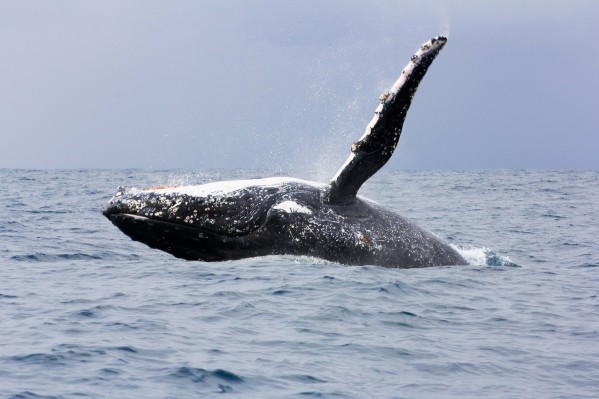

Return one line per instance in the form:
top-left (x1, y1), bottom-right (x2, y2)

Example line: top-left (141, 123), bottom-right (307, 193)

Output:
top-left (455, 246), bottom-right (518, 267)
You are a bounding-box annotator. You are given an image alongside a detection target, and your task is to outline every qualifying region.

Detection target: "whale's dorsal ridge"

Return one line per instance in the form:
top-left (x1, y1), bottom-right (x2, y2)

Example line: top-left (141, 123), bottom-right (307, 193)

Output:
top-left (325, 36), bottom-right (447, 204)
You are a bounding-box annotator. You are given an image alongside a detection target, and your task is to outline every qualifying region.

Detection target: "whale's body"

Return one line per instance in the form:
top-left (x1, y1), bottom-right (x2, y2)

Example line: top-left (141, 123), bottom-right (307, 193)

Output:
top-left (103, 37), bottom-right (467, 268)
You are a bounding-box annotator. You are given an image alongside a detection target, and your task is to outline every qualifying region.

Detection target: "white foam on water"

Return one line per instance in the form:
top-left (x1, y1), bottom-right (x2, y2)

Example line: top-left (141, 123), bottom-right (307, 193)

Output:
top-left (453, 245), bottom-right (517, 267)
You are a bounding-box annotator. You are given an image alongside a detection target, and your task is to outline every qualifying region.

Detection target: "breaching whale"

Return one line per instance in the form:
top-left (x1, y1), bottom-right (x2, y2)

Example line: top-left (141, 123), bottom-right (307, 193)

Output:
top-left (103, 36), bottom-right (467, 268)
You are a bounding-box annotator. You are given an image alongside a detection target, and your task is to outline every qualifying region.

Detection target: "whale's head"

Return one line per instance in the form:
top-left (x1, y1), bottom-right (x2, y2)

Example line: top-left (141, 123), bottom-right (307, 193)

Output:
top-left (102, 177), bottom-right (329, 261)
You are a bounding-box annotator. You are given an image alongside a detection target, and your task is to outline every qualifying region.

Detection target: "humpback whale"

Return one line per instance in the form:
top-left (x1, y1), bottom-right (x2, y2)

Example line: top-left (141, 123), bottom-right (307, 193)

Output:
top-left (103, 36), bottom-right (467, 268)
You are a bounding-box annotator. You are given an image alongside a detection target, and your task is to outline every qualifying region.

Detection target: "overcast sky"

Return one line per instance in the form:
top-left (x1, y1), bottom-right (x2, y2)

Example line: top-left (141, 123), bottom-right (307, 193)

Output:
top-left (1, 1), bottom-right (598, 174)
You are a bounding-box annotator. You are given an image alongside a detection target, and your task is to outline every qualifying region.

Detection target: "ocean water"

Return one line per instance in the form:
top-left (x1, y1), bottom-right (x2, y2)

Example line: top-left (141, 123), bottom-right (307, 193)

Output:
top-left (1, 169), bottom-right (598, 398)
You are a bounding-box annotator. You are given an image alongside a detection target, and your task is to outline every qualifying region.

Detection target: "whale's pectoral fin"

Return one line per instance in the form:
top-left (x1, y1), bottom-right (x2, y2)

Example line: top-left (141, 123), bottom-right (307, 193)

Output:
top-left (325, 36), bottom-right (447, 203)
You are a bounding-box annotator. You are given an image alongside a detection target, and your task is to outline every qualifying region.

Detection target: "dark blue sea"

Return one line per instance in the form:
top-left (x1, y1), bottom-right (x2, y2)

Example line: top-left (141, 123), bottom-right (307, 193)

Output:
top-left (1, 169), bottom-right (598, 398)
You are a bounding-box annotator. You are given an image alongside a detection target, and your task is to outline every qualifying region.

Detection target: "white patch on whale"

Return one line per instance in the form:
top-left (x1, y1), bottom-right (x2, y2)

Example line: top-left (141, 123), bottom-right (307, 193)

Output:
top-left (274, 201), bottom-right (312, 215)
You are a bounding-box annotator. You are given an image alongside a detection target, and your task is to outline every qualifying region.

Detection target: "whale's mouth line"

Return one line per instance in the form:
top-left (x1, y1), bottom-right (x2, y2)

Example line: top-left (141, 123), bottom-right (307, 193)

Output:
top-left (107, 213), bottom-right (249, 238)
top-left (109, 213), bottom-right (211, 230)
top-left (109, 213), bottom-right (150, 222)
top-left (108, 213), bottom-right (203, 231)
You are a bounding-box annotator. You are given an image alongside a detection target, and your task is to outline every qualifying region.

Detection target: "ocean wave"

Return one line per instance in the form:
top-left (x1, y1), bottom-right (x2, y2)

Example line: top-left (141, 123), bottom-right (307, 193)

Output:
top-left (167, 366), bottom-right (245, 393)
top-left (9, 252), bottom-right (140, 262)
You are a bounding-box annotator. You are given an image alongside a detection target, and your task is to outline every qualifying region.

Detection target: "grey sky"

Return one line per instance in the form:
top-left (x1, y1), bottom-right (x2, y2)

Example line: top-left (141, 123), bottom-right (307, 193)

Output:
top-left (2, 1), bottom-right (598, 174)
